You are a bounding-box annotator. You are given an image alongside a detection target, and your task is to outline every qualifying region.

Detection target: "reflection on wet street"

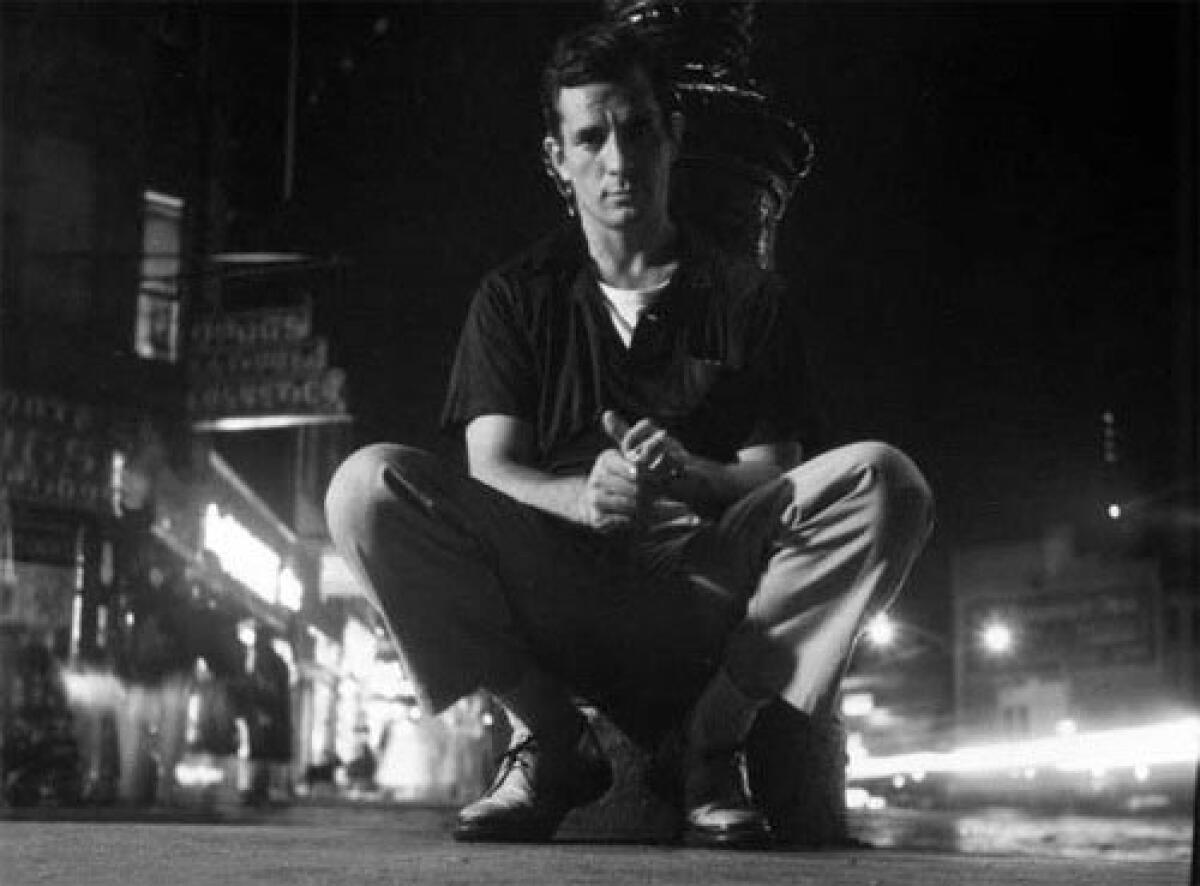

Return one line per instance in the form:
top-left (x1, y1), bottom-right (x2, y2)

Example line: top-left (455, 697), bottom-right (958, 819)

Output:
top-left (849, 806), bottom-right (1193, 862)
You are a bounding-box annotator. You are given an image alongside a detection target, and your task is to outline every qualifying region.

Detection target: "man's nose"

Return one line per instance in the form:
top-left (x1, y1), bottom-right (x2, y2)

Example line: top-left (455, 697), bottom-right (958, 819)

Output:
top-left (600, 129), bottom-right (631, 173)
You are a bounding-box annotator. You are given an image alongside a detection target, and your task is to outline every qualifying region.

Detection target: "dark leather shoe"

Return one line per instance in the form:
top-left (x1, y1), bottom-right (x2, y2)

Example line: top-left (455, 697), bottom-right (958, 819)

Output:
top-left (682, 748), bottom-right (771, 849)
top-left (453, 726), bottom-right (612, 842)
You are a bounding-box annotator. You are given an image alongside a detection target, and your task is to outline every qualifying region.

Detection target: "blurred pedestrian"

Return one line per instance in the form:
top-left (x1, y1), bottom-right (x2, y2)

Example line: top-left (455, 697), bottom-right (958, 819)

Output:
top-left (235, 625), bottom-right (292, 806)
top-left (114, 600), bottom-right (190, 806)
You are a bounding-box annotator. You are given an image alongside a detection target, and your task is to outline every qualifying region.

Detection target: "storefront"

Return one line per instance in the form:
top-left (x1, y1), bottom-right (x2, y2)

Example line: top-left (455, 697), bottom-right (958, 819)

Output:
top-left (294, 622), bottom-right (341, 789)
top-left (0, 388), bottom-right (324, 809)
top-left (0, 391), bottom-right (125, 806)
top-left (316, 548), bottom-right (499, 804)
top-left (166, 447), bottom-right (306, 806)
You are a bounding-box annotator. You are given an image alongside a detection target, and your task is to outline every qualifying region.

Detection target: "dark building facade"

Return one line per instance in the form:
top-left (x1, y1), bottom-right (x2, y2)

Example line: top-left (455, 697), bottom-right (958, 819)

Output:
top-left (0, 3), bottom-right (360, 808)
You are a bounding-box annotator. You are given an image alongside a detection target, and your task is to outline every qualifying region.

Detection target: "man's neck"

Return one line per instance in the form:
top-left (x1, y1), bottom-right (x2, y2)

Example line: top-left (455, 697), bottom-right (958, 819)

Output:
top-left (581, 215), bottom-right (679, 290)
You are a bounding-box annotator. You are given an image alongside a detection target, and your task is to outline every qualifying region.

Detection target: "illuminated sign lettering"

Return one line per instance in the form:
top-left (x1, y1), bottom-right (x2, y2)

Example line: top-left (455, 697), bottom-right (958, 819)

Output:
top-left (187, 301), bottom-right (351, 431)
top-left (202, 503), bottom-right (282, 606)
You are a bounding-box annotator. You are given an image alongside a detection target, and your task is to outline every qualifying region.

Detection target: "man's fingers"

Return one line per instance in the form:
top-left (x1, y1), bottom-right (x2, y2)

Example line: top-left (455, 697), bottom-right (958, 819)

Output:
top-left (594, 513), bottom-right (633, 532)
top-left (621, 419), bottom-right (661, 456)
top-left (601, 410), bottom-right (631, 446)
top-left (631, 429), bottom-right (668, 464)
top-left (595, 447), bottom-right (638, 480)
top-left (644, 449), bottom-right (667, 472)
top-left (602, 412), bottom-right (668, 461)
top-left (595, 472), bottom-right (638, 502)
top-left (585, 448), bottom-right (641, 523)
top-left (597, 490), bottom-right (638, 513)
top-left (586, 484), bottom-right (638, 529)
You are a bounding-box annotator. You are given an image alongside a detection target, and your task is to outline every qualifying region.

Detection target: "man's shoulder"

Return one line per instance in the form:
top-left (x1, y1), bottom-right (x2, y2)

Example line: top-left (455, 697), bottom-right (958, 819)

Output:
top-left (483, 224), bottom-right (587, 293)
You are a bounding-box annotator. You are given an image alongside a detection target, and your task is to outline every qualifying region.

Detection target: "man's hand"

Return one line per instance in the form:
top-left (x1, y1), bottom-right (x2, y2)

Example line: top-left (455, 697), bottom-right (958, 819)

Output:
top-left (601, 410), bottom-right (688, 487)
top-left (466, 412), bottom-right (792, 532)
top-left (577, 446), bottom-right (642, 531)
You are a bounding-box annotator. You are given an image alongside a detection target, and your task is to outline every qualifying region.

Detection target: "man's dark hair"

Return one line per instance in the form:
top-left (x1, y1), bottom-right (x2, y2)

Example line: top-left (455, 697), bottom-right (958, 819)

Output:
top-left (540, 22), bottom-right (677, 138)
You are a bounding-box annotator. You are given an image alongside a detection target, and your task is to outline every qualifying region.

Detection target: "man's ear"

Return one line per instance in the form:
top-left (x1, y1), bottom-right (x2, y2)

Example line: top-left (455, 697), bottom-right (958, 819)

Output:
top-left (542, 135), bottom-right (566, 181)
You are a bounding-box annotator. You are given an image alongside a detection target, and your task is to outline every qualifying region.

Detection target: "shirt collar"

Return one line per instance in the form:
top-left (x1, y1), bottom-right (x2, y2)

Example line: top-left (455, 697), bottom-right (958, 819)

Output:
top-left (567, 221), bottom-right (716, 314)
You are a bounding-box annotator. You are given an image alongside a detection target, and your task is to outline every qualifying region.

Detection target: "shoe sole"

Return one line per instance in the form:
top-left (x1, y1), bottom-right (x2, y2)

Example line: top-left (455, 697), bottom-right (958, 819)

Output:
top-left (682, 823), bottom-right (773, 850)
top-left (452, 821), bottom-right (558, 843)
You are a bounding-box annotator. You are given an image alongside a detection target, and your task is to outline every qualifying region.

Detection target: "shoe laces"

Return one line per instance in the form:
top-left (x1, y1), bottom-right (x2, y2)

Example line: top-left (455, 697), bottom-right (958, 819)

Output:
top-left (484, 733), bottom-right (539, 796)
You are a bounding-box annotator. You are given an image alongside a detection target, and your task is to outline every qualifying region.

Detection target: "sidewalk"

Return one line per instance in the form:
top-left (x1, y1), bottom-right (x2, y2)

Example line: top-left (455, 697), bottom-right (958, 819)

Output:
top-left (0, 802), bottom-right (1188, 886)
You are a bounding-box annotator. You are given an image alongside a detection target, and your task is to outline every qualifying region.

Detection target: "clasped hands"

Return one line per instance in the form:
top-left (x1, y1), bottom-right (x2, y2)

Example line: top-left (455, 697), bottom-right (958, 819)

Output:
top-left (577, 409), bottom-right (688, 532)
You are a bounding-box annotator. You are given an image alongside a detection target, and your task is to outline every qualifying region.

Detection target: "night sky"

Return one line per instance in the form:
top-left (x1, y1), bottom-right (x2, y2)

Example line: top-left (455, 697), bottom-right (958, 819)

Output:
top-left (219, 2), bottom-right (1196, 628)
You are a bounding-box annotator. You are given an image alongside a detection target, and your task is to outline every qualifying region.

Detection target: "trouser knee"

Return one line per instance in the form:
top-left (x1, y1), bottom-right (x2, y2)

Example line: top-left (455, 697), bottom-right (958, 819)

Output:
top-left (324, 443), bottom-right (438, 543)
top-left (792, 441), bottom-right (934, 551)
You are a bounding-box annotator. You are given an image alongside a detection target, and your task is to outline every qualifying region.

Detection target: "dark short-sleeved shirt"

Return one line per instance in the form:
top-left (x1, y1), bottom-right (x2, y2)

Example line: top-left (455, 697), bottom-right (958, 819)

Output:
top-left (441, 224), bottom-right (826, 475)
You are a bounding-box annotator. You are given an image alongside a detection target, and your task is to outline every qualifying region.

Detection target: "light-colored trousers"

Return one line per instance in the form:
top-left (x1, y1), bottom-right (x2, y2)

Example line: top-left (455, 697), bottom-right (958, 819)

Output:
top-left (325, 442), bottom-right (933, 744)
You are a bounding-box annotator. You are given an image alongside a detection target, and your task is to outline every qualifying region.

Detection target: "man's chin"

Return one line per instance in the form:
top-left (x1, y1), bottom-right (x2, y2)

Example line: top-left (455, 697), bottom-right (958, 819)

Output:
top-left (586, 206), bottom-right (649, 230)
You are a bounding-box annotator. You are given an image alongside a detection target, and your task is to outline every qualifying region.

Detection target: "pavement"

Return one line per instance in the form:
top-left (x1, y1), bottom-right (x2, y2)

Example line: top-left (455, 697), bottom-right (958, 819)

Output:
top-left (0, 802), bottom-right (1190, 886)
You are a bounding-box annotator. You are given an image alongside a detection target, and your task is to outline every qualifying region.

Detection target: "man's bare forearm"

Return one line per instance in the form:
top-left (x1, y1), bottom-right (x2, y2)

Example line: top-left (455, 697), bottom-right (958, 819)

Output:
top-left (474, 455), bottom-right (773, 525)
top-left (662, 455), bottom-right (786, 517)
top-left (608, 412), bottom-right (798, 519)
top-left (469, 423), bottom-right (796, 527)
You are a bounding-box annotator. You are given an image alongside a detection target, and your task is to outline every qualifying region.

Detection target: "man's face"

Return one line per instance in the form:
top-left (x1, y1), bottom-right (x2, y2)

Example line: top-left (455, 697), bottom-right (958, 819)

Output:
top-left (544, 68), bottom-right (680, 234)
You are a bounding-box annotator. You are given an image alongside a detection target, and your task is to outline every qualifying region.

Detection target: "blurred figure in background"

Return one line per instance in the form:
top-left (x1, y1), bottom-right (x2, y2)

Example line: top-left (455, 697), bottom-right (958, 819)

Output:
top-left (345, 724), bottom-right (379, 795)
top-left (114, 595), bottom-right (191, 806)
top-left (235, 624), bottom-right (293, 806)
top-left (1, 631), bottom-right (80, 806)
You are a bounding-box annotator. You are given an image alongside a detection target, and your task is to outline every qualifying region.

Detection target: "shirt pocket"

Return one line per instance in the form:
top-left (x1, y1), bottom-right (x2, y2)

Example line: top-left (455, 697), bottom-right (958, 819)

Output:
top-left (653, 356), bottom-right (732, 424)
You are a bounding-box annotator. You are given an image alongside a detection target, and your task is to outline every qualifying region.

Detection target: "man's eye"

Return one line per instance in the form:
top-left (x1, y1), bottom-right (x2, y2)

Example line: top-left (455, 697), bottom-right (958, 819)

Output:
top-left (573, 127), bottom-right (604, 146)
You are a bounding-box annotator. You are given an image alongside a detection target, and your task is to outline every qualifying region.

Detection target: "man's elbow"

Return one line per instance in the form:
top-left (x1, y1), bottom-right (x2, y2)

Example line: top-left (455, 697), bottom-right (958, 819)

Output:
top-left (466, 453), bottom-right (513, 492)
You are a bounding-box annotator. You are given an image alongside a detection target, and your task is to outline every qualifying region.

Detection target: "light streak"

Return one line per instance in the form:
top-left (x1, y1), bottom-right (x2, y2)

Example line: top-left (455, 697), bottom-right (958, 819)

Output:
top-left (175, 759), bottom-right (226, 788)
top-left (847, 717), bottom-right (1200, 781)
top-left (60, 668), bottom-right (125, 708)
top-left (841, 692), bottom-right (875, 718)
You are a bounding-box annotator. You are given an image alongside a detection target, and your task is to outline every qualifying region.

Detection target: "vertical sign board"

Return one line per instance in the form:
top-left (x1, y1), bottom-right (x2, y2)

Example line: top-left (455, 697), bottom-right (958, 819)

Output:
top-left (0, 391), bottom-right (112, 634)
top-left (187, 301), bottom-right (350, 432)
top-left (0, 391), bottom-right (114, 515)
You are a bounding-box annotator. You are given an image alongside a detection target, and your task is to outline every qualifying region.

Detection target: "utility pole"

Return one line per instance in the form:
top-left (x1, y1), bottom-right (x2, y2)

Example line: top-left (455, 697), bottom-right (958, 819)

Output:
top-left (0, 3), bottom-right (8, 395)
top-left (282, 0), bottom-right (299, 204)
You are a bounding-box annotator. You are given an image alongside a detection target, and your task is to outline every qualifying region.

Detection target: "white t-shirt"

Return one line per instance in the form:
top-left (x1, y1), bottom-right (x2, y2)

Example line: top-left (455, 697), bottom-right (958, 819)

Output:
top-left (596, 278), bottom-right (672, 347)
top-left (597, 275), bottom-right (700, 534)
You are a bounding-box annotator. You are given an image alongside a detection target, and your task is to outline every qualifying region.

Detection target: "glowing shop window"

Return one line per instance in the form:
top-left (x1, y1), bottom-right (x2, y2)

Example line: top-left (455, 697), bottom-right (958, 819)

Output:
top-left (135, 190), bottom-right (184, 362)
top-left (308, 626), bottom-right (341, 671)
top-left (341, 617), bottom-right (377, 678)
top-left (202, 503), bottom-right (280, 604)
top-left (278, 565), bottom-right (304, 612)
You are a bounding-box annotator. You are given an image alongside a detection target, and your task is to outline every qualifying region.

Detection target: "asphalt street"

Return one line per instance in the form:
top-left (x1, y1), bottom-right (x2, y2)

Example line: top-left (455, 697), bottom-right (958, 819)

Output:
top-left (0, 804), bottom-right (1188, 886)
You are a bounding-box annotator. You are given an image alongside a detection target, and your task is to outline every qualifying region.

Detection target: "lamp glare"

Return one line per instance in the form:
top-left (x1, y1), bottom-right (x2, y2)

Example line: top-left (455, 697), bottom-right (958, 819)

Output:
top-left (982, 622), bottom-right (1014, 655)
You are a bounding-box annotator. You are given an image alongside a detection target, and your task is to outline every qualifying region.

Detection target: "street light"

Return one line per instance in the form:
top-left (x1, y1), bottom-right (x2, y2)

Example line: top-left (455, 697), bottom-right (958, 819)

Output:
top-left (866, 613), bottom-right (897, 648)
top-left (981, 621), bottom-right (1015, 656)
top-left (864, 612), bottom-right (955, 656)
top-left (864, 612), bottom-right (1017, 660)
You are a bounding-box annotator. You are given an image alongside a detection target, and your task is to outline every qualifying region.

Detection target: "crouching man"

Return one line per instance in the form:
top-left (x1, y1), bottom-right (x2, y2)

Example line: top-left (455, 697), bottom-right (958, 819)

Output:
top-left (326, 21), bottom-right (932, 848)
